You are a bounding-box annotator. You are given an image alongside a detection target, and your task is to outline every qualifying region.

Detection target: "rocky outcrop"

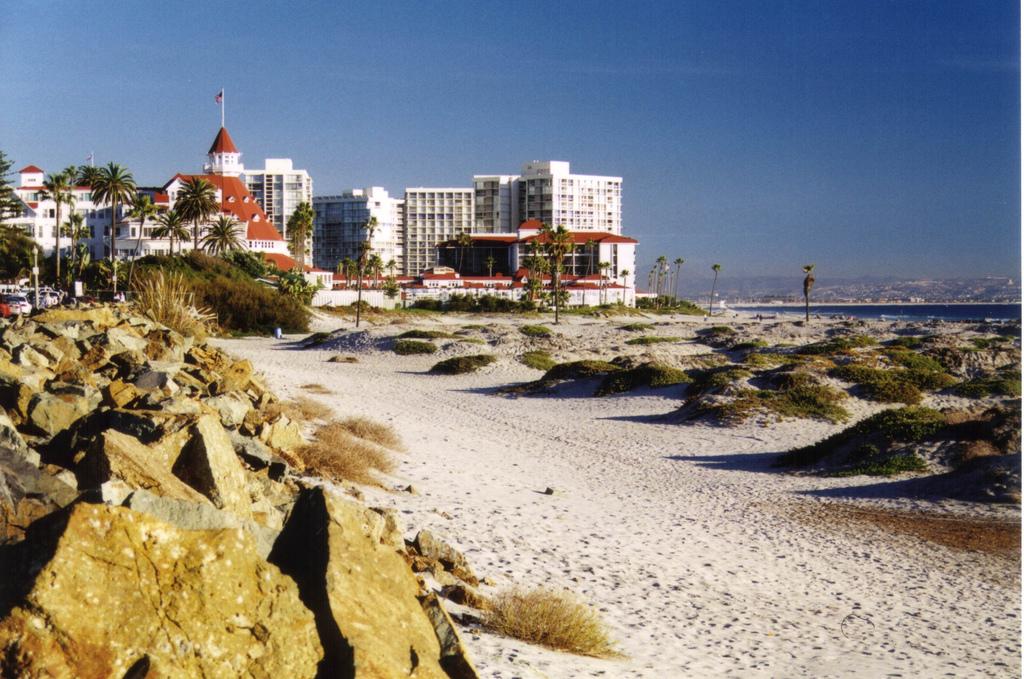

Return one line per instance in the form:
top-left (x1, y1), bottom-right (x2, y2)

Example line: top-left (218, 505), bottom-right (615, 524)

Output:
top-left (270, 487), bottom-right (475, 678)
top-left (0, 304), bottom-right (481, 679)
top-left (0, 502), bottom-right (322, 677)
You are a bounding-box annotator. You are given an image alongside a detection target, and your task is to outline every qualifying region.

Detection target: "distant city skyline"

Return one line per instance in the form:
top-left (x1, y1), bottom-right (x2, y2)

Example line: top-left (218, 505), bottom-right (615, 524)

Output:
top-left (1, 1), bottom-right (1018, 280)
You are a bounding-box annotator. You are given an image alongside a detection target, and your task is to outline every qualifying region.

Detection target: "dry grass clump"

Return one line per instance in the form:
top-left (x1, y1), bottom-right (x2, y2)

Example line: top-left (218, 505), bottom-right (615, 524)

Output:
top-left (263, 396), bottom-right (332, 422)
top-left (301, 383), bottom-right (332, 395)
top-left (132, 270), bottom-right (216, 339)
top-left (334, 415), bottom-right (405, 451)
top-left (296, 421), bottom-right (396, 485)
top-left (485, 588), bottom-right (618, 658)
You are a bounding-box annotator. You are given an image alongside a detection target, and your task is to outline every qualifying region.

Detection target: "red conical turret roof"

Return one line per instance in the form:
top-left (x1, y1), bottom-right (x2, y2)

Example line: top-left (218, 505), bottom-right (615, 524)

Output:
top-left (208, 127), bottom-right (239, 154)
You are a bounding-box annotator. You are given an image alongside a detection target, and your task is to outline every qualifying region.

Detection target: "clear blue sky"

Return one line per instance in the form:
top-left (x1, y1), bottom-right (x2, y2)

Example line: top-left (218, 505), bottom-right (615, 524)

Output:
top-left (1, 1), bottom-right (1019, 279)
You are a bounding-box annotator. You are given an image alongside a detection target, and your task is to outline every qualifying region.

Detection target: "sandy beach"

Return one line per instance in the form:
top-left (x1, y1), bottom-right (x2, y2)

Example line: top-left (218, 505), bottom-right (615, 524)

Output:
top-left (216, 311), bottom-right (1020, 678)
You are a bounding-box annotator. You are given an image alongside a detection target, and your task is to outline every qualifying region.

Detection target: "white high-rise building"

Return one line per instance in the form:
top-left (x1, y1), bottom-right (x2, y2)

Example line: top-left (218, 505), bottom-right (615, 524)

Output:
top-left (402, 188), bottom-right (474, 275)
top-left (518, 161), bottom-right (622, 233)
top-left (244, 159), bottom-right (313, 240)
top-left (472, 174), bottom-right (519, 233)
top-left (313, 187), bottom-right (404, 274)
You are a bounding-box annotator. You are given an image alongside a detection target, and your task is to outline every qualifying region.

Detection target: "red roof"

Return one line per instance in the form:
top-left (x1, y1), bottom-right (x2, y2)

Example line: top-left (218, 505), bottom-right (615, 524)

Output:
top-left (208, 127), bottom-right (239, 154)
top-left (520, 231), bottom-right (638, 245)
top-left (519, 219), bottom-right (544, 231)
top-left (263, 252), bottom-right (315, 273)
top-left (165, 173), bottom-right (283, 242)
top-left (18, 165), bottom-right (44, 174)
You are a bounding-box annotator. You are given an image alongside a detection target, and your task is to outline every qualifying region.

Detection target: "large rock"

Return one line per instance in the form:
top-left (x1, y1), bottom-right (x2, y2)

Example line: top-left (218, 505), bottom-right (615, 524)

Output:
top-left (0, 502), bottom-right (322, 677)
top-left (413, 530), bottom-right (478, 586)
top-left (32, 306), bottom-right (120, 326)
top-left (0, 411), bottom-right (28, 458)
top-left (27, 392), bottom-right (93, 437)
top-left (206, 391), bottom-right (253, 428)
top-left (77, 429), bottom-right (211, 505)
top-left (270, 487), bottom-right (468, 678)
top-left (421, 593), bottom-right (480, 679)
top-left (0, 445), bottom-right (77, 544)
top-left (172, 414), bottom-right (252, 518)
top-left (230, 429), bottom-right (289, 479)
top-left (260, 415), bottom-right (305, 454)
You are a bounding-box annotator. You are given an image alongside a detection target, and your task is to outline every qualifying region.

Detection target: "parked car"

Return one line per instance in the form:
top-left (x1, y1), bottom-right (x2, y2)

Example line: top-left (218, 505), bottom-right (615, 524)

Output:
top-left (2, 294), bottom-right (32, 315)
top-left (0, 301), bottom-right (11, 318)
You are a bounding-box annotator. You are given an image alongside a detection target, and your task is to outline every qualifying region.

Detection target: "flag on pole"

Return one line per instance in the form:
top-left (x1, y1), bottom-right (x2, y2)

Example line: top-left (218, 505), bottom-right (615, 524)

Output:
top-left (215, 89), bottom-right (223, 104)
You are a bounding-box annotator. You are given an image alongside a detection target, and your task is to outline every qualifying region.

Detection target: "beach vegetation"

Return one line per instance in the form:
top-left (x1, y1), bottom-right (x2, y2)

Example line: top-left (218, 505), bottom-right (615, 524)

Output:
top-left (954, 372), bottom-right (1021, 399)
top-left (620, 322), bottom-right (655, 332)
top-left (743, 352), bottom-right (798, 368)
top-left (776, 406), bottom-right (945, 468)
top-left (636, 297), bottom-right (704, 315)
top-left (398, 329), bottom-right (455, 339)
top-left (135, 252), bottom-right (309, 333)
top-left (297, 421), bottom-right (396, 485)
top-left (327, 354), bottom-right (358, 363)
top-left (262, 396), bottom-right (332, 423)
top-left (969, 336), bottom-right (1012, 350)
top-left (543, 360), bottom-right (622, 381)
top-left (625, 335), bottom-right (681, 346)
top-left (520, 324), bottom-right (553, 337)
top-left (458, 337), bottom-right (487, 345)
top-left (301, 383), bottom-right (331, 395)
top-left (732, 339), bottom-right (768, 351)
top-left (595, 362), bottom-right (692, 396)
top-left (332, 415), bottom-right (404, 451)
top-left (131, 270), bottom-right (215, 339)
top-left (795, 335), bottom-right (876, 355)
top-left (519, 350), bottom-right (557, 371)
top-left (429, 354), bottom-right (497, 374)
top-left (485, 588), bottom-right (618, 658)
top-left (394, 339), bottom-right (437, 355)
top-left (687, 366), bottom-right (753, 394)
top-left (697, 325), bottom-right (737, 337)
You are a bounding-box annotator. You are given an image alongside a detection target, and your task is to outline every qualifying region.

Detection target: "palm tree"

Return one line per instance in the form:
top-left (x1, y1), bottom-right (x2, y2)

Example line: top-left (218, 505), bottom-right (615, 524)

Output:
top-left (62, 212), bottom-right (87, 285)
top-left (77, 165), bottom-right (103, 190)
top-left (175, 177), bottom-right (218, 251)
top-left (598, 260), bottom-right (611, 305)
top-left (152, 209), bottom-right (189, 255)
top-left (41, 168), bottom-right (75, 287)
top-left (202, 215), bottom-right (244, 255)
top-left (456, 232), bottom-right (473, 273)
top-left (286, 201), bottom-right (315, 270)
top-left (355, 217), bottom-right (378, 328)
top-left (367, 253), bottom-right (384, 288)
top-left (708, 263), bottom-right (722, 315)
top-left (620, 269), bottom-right (630, 300)
top-left (90, 163), bottom-right (136, 294)
top-left (540, 223), bottom-right (574, 324)
top-left (485, 255), bottom-right (496, 278)
top-left (339, 257), bottom-right (355, 288)
top-left (672, 258), bottom-right (685, 302)
top-left (126, 194), bottom-right (158, 287)
top-left (802, 264), bottom-right (816, 322)
top-left (585, 239), bottom-right (597, 277)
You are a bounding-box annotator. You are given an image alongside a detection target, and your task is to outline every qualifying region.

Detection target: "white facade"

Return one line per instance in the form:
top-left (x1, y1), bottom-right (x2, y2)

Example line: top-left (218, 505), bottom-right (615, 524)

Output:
top-left (402, 187), bottom-right (474, 275)
top-left (313, 187), bottom-right (404, 274)
top-left (472, 174), bottom-right (519, 233)
top-left (518, 161), bottom-right (622, 233)
top-left (244, 158), bottom-right (313, 241)
top-left (9, 166), bottom-right (125, 261)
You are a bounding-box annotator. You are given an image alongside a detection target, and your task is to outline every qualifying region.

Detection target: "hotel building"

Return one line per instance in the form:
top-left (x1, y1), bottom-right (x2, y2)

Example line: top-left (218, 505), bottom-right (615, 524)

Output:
top-left (313, 187), bottom-right (404, 274)
top-left (402, 187), bottom-right (474, 275)
top-left (244, 158), bottom-right (313, 251)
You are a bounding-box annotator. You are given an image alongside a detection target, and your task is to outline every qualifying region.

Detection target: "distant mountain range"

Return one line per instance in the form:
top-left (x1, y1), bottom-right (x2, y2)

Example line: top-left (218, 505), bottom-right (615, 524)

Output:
top-left (663, 276), bottom-right (1020, 304)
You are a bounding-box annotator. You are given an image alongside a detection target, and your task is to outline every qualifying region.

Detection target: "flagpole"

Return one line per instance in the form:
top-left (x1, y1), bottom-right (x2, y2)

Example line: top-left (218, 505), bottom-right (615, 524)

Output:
top-left (221, 88), bottom-right (225, 128)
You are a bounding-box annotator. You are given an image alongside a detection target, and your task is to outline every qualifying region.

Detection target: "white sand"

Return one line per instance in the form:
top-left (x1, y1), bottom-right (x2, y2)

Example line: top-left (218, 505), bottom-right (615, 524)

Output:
top-left (215, 313), bottom-right (1020, 678)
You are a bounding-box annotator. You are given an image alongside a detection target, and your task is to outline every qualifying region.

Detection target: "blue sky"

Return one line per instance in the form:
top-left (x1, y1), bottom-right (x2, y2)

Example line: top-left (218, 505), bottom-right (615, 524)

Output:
top-left (1, 1), bottom-right (1019, 279)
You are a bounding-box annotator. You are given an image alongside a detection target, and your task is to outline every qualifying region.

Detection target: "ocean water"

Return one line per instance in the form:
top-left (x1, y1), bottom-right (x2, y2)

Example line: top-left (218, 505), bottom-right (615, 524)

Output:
top-left (732, 304), bottom-right (1021, 322)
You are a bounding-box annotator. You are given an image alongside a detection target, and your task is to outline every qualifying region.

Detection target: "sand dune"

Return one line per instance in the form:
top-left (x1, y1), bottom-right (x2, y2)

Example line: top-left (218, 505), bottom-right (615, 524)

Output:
top-left (215, 311), bottom-right (1020, 678)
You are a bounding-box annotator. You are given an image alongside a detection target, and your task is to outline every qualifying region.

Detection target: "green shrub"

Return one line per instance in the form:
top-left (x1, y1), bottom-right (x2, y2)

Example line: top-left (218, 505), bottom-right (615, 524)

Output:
top-left (830, 364), bottom-right (923, 404)
top-left (883, 348), bottom-right (947, 373)
top-left (520, 324), bottom-right (553, 337)
top-left (696, 325), bottom-right (736, 337)
top-left (833, 454), bottom-right (928, 477)
top-left (776, 406), bottom-right (945, 468)
top-left (688, 366), bottom-right (753, 394)
top-left (135, 252), bottom-right (309, 334)
top-left (743, 352), bottom-right (796, 368)
top-left (732, 340), bottom-right (768, 351)
top-left (430, 354), bottom-right (497, 374)
top-left (970, 336), bottom-right (1010, 350)
top-left (954, 375), bottom-right (1022, 399)
top-left (795, 335), bottom-right (875, 355)
top-left (620, 323), bottom-right (655, 332)
top-left (394, 339), bottom-right (437, 355)
top-left (766, 383), bottom-right (849, 423)
top-left (625, 335), bottom-right (681, 346)
top-left (398, 329), bottom-right (454, 339)
top-left (519, 351), bottom-right (557, 371)
top-left (543, 360), bottom-right (621, 381)
top-left (887, 336), bottom-right (924, 349)
top-left (595, 362), bottom-right (692, 396)
top-left (459, 337), bottom-right (487, 345)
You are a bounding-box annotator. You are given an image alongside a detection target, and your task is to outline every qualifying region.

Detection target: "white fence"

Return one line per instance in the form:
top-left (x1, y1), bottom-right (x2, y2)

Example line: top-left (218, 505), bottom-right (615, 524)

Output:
top-left (311, 289), bottom-right (393, 308)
